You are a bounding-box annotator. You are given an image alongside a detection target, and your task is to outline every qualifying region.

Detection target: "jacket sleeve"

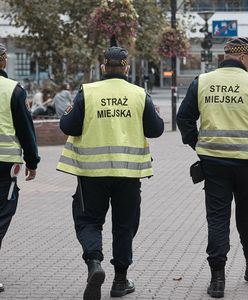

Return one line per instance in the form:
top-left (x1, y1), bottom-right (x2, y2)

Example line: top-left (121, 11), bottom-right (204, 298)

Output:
top-left (60, 89), bottom-right (84, 136)
top-left (176, 79), bottom-right (200, 150)
top-left (143, 94), bottom-right (164, 138)
top-left (11, 84), bottom-right (40, 169)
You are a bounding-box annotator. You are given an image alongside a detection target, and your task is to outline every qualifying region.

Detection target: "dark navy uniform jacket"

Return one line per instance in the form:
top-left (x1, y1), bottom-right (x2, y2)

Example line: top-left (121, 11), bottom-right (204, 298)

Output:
top-left (176, 59), bottom-right (248, 166)
top-left (60, 74), bottom-right (164, 138)
top-left (0, 69), bottom-right (40, 179)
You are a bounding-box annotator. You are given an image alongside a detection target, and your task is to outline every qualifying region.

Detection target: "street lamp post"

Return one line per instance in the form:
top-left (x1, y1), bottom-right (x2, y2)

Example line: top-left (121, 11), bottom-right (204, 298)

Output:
top-left (171, 0), bottom-right (177, 131)
top-left (198, 11), bottom-right (214, 73)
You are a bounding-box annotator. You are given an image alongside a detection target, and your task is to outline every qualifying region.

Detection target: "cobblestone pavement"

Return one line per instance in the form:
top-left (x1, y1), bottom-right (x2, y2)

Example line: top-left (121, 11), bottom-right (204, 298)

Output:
top-left (0, 88), bottom-right (247, 299)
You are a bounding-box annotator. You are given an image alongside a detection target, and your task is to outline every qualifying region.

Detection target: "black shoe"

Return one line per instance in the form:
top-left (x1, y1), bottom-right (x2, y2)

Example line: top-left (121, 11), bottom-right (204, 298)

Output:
top-left (83, 260), bottom-right (105, 300)
top-left (245, 264), bottom-right (248, 281)
top-left (0, 283), bottom-right (4, 292)
top-left (110, 279), bottom-right (135, 297)
top-left (207, 268), bottom-right (225, 298)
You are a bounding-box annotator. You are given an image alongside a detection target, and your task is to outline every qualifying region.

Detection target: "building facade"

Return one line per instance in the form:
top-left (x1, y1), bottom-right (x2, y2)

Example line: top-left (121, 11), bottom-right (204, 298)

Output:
top-left (1, 0), bottom-right (248, 88)
top-left (173, 0), bottom-right (248, 87)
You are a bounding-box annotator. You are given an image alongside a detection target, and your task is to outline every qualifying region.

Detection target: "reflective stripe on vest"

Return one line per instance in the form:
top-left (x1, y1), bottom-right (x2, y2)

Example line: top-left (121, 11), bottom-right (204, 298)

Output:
top-left (0, 148), bottom-right (22, 155)
top-left (59, 155), bottom-right (152, 170)
top-left (199, 130), bottom-right (248, 138)
top-left (197, 141), bottom-right (248, 152)
top-left (0, 134), bottom-right (19, 143)
top-left (196, 68), bottom-right (248, 159)
top-left (198, 130), bottom-right (248, 151)
top-left (64, 141), bottom-right (150, 155)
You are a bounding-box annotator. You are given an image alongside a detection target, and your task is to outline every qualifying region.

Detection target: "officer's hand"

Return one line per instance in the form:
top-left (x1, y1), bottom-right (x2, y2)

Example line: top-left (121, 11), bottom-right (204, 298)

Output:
top-left (25, 168), bottom-right (36, 181)
top-left (155, 105), bottom-right (160, 114)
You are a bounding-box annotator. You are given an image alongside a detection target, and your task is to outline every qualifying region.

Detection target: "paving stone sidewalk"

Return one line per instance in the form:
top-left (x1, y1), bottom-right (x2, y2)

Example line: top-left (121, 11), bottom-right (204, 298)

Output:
top-left (0, 88), bottom-right (247, 299)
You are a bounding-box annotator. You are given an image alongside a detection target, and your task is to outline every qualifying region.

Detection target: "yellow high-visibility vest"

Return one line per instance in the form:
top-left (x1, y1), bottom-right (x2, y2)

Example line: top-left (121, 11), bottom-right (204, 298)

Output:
top-left (196, 67), bottom-right (248, 159)
top-left (0, 76), bottom-right (22, 163)
top-left (57, 78), bottom-right (153, 177)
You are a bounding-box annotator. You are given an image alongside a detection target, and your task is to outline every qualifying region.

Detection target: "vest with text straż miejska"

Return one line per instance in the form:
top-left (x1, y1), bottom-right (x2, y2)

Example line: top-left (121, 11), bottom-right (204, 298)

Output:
top-left (0, 76), bottom-right (22, 163)
top-left (57, 78), bottom-right (153, 177)
top-left (196, 67), bottom-right (248, 159)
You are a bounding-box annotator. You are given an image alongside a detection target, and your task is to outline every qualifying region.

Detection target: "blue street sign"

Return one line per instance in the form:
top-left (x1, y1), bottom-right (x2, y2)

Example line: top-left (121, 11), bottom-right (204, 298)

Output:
top-left (212, 20), bottom-right (238, 37)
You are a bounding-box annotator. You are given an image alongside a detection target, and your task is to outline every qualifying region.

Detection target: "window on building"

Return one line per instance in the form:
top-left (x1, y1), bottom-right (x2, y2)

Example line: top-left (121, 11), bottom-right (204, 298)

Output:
top-left (15, 53), bottom-right (31, 77)
top-left (190, 0), bottom-right (248, 11)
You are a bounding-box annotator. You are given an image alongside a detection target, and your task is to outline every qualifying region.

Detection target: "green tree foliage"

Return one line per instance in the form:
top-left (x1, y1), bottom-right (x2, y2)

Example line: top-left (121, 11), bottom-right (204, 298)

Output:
top-left (134, 0), bottom-right (169, 62)
top-left (5, 0), bottom-right (64, 79)
top-left (4, 0), bottom-right (191, 83)
top-left (157, 25), bottom-right (191, 58)
top-left (88, 0), bottom-right (138, 54)
top-left (5, 0), bottom-right (101, 83)
top-left (56, 0), bottom-right (101, 83)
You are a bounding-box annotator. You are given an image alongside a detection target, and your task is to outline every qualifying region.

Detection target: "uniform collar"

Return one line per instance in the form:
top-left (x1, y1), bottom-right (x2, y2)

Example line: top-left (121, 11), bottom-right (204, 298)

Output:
top-left (102, 73), bottom-right (128, 81)
top-left (219, 59), bottom-right (247, 71)
top-left (0, 69), bottom-right (8, 78)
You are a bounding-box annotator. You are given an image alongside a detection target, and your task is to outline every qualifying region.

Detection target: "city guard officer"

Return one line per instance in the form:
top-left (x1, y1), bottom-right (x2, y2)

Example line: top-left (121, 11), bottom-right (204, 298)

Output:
top-left (177, 37), bottom-right (248, 298)
top-left (57, 46), bottom-right (164, 300)
top-left (0, 43), bottom-right (40, 292)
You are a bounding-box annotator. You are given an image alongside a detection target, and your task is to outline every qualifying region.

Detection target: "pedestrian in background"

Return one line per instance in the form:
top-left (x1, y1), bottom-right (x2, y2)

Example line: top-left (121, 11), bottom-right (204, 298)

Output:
top-left (0, 43), bottom-right (40, 292)
top-left (53, 82), bottom-right (72, 118)
top-left (148, 67), bottom-right (155, 93)
top-left (57, 46), bottom-right (164, 300)
top-left (177, 37), bottom-right (248, 298)
top-left (31, 86), bottom-right (54, 118)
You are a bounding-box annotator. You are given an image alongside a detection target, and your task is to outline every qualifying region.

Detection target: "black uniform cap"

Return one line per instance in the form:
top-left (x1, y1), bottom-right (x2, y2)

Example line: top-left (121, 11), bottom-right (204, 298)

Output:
top-left (104, 46), bottom-right (128, 67)
top-left (0, 43), bottom-right (7, 62)
top-left (224, 37), bottom-right (248, 54)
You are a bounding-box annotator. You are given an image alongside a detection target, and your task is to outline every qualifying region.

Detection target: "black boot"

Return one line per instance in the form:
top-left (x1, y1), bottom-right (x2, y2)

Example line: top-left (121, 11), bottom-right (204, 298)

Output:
top-left (83, 259), bottom-right (105, 300)
top-left (207, 268), bottom-right (225, 298)
top-left (0, 282), bottom-right (4, 292)
top-left (110, 273), bottom-right (135, 297)
top-left (245, 263), bottom-right (248, 281)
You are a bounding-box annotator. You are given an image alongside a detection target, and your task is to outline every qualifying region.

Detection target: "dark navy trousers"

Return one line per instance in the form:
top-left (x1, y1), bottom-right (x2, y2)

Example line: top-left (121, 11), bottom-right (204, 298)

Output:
top-left (72, 176), bottom-right (141, 269)
top-left (201, 162), bottom-right (248, 268)
top-left (0, 178), bottom-right (19, 248)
